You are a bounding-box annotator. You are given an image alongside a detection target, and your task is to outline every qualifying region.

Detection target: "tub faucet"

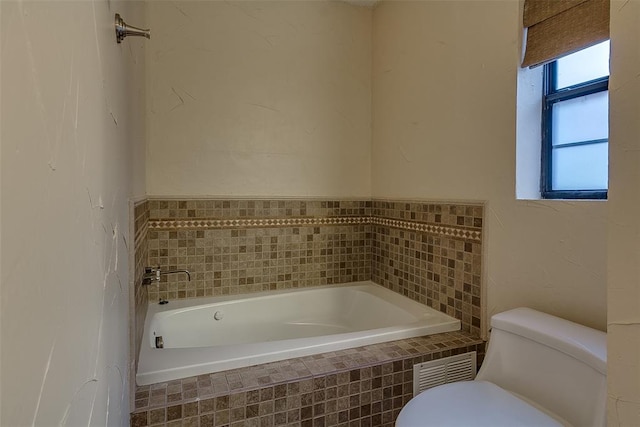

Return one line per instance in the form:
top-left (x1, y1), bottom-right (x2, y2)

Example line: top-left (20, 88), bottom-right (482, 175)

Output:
top-left (142, 267), bottom-right (191, 285)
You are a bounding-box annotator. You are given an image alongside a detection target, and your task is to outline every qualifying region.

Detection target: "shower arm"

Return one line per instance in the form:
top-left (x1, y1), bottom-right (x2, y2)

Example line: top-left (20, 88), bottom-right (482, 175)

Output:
top-left (115, 13), bottom-right (150, 44)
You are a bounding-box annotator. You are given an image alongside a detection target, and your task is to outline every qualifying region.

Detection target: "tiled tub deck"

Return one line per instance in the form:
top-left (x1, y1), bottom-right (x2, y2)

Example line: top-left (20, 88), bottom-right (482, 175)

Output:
top-left (131, 331), bottom-right (484, 427)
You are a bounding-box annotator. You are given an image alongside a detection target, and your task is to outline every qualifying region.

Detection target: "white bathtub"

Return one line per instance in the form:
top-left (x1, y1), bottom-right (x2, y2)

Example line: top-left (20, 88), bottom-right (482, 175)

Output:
top-left (136, 281), bottom-right (460, 386)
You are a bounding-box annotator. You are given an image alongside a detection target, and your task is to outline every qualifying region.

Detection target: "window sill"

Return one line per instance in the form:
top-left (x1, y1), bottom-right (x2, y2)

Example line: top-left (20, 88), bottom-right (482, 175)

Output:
top-left (542, 190), bottom-right (607, 200)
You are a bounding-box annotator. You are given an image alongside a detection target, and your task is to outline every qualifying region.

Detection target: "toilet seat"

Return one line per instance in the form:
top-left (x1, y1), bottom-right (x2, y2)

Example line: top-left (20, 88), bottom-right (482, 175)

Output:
top-left (395, 381), bottom-right (566, 427)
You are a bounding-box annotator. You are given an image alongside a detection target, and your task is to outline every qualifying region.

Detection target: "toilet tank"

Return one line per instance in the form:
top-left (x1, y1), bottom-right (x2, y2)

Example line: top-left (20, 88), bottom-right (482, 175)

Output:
top-left (476, 308), bottom-right (606, 427)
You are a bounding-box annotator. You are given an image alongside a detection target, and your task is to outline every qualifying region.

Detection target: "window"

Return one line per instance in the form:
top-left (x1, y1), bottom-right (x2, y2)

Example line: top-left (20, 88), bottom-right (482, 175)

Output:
top-left (541, 41), bottom-right (610, 199)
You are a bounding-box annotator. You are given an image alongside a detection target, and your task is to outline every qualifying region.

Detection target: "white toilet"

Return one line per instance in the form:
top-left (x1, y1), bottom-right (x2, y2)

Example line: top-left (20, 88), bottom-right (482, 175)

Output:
top-left (396, 307), bottom-right (607, 426)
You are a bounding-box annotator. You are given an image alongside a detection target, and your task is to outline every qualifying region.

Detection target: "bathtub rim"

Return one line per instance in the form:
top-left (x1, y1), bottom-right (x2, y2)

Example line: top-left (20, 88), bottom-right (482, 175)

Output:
top-left (137, 281), bottom-right (461, 386)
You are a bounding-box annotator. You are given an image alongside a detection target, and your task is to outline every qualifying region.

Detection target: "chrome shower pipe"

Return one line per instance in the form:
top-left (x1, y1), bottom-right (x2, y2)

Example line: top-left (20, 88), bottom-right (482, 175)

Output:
top-left (115, 13), bottom-right (150, 43)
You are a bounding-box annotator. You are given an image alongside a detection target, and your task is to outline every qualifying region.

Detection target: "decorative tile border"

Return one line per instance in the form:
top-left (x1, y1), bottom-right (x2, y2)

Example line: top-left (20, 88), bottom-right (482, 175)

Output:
top-left (372, 217), bottom-right (481, 241)
top-left (148, 216), bottom-right (481, 242)
top-left (148, 199), bottom-right (372, 220)
top-left (372, 199), bottom-right (483, 229)
top-left (148, 216), bottom-right (370, 230)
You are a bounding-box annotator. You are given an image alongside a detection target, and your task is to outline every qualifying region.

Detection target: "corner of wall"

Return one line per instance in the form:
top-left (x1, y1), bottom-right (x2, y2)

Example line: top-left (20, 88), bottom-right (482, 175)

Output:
top-left (607, 0), bottom-right (640, 423)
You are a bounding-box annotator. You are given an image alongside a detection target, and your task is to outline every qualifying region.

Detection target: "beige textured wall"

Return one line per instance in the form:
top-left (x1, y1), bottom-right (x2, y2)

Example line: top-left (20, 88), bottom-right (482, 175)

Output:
top-left (372, 1), bottom-right (607, 331)
top-left (608, 0), bottom-right (640, 423)
top-left (1, 1), bottom-right (146, 424)
top-left (147, 1), bottom-right (372, 197)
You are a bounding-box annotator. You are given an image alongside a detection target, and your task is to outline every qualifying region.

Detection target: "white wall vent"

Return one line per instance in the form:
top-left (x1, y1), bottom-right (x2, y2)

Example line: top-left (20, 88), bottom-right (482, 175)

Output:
top-left (412, 351), bottom-right (477, 396)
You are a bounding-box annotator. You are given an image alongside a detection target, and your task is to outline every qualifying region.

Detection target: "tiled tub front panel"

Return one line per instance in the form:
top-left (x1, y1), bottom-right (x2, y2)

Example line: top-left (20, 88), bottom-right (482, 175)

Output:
top-left (131, 332), bottom-right (484, 427)
top-left (371, 200), bottom-right (483, 337)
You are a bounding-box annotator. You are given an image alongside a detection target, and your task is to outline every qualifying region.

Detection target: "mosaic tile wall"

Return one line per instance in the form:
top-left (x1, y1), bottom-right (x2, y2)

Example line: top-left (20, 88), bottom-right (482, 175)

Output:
top-left (371, 200), bottom-right (484, 337)
top-left (146, 200), bottom-right (372, 302)
top-left (141, 198), bottom-right (484, 335)
top-left (131, 332), bottom-right (484, 427)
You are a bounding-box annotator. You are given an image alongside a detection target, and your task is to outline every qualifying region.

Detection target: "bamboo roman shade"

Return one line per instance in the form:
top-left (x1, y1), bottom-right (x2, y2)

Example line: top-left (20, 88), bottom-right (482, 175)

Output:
top-left (522, 0), bottom-right (610, 68)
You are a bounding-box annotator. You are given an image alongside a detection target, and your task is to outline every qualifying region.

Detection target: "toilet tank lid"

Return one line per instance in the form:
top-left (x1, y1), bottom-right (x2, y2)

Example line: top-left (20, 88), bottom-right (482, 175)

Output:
top-left (491, 308), bottom-right (606, 375)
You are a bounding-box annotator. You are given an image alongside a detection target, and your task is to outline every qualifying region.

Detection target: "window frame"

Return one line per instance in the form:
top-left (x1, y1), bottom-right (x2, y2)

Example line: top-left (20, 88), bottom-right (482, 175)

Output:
top-left (541, 60), bottom-right (609, 200)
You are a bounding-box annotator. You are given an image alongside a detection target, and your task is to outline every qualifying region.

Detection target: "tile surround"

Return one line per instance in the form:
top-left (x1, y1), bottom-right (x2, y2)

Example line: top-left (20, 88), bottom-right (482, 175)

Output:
top-left (142, 198), bottom-right (483, 333)
top-left (132, 197), bottom-right (485, 424)
top-left (371, 200), bottom-right (483, 337)
top-left (131, 332), bottom-right (484, 426)
top-left (143, 199), bottom-right (483, 315)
